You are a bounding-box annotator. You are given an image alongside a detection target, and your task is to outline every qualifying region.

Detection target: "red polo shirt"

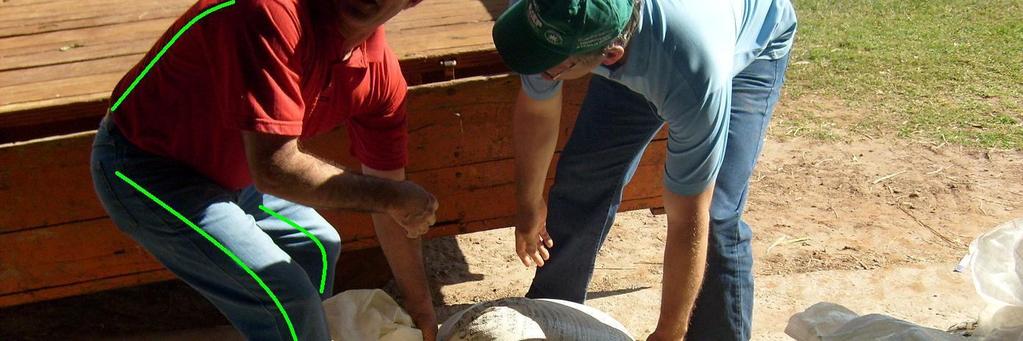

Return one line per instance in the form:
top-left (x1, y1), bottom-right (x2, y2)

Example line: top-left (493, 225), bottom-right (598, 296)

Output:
top-left (111, 0), bottom-right (408, 190)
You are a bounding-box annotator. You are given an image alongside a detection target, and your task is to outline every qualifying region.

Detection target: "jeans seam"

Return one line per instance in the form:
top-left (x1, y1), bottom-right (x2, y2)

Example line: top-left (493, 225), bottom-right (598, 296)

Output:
top-left (252, 216), bottom-right (326, 294)
top-left (733, 57), bottom-right (786, 337)
top-left (179, 227), bottom-right (290, 337)
top-left (97, 160), bottom-right (143, 229)
top-left (116, 172), bottom-right (291, 337)
top-left (99, 120), bottom-right (297, 338)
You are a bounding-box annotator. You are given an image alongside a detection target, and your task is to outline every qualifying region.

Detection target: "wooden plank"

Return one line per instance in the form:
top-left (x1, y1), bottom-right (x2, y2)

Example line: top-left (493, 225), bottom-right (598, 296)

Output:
top-left (0, 219), bottom-right (166, 296)
top-left (0, 162), bottom-right (663, 305)
top-left (0, 1), bottom-right (676, 307)
top-left (303, 75), bottom-right (592, 173)
top-left (0, 75), bottom-right (534, 232)
top-left (381, 0), bottom-right (503, 31)
top-left (0, 0), bottom-right (513, 141)
top-left (0, 0), bottom-right (189, 38)
top-left (0, 75), bottom-right (667, 233)
top-left (314, 144), bottom-right (667, 247)
top-left (0, 131), bottom-right (107, 233)
top-left (0, 21), bottom-right (498, 107)
top-left (0, 18), bottom-right (175, 72)
top-left (0, 195), bottom-right (663, 308)
top-left (0, 76), bottom-right (668, 306)
top-left (0, 93), bottom-right (108, 141)
top-left (0, 3), bottom-right (499, 72)
top-left (0, 269), bottom-right (175, 308)
top-left (390, 23), bottom-right (496, 58)
top-left (0, 56), bottom-right (135, 107)
top-left (0, 132), bottom-right (667, 238)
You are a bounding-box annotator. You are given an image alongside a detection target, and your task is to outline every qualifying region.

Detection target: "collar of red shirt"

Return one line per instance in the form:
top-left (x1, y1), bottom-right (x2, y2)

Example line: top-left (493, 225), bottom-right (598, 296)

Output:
top-left (334, 27), bottom-right (387, 69)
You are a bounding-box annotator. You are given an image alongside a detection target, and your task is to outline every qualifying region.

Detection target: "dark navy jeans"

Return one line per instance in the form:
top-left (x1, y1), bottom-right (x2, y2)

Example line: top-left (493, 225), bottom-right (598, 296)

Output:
top-left (526, 54), bottom-right (791, 341)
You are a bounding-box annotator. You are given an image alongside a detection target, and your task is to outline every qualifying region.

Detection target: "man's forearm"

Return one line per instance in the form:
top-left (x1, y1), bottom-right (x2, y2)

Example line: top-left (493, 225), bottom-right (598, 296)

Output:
top-left (363, 166), bottom-right (437, 335)
top-left (245, 134), bottom-right (402, 213)
top-left (373, 212), bottom-right (435, 322)
top-left (513, 89), bottom-right (562, 206)
top-left (654, 186), bottom-right (713, 339)
top-left (657, 215), bottom-right (709, 337)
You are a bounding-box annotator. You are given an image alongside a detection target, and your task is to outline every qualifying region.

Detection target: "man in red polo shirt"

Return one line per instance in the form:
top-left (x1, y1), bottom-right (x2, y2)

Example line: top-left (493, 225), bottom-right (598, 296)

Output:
top-left (90, 0), bottom-right (437, 339)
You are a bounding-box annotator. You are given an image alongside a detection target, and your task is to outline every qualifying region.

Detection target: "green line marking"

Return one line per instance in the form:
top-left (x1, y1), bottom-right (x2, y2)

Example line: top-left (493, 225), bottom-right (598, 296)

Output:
top-left (109, 0), bottom-right (236, 112)
top-left (114, 170), bottom-right (297, 341)
top-left (258, 205), bottom-right (329, 295)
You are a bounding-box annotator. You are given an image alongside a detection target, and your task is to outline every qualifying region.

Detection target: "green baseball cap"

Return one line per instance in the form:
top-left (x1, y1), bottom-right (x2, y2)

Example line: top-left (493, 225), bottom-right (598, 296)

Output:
top-left (492, 0), bottom-right (634, 75)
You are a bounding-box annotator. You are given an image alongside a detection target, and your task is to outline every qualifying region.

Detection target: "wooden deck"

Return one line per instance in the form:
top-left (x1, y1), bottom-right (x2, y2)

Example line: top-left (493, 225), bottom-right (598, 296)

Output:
top-left (0, 0), bottom-right (668, 308)
top-left (0, 0), bottom-right (508, 142)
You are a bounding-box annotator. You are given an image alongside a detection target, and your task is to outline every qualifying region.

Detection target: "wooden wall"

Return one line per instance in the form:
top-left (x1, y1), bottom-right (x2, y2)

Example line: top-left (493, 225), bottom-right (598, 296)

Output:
top-left (0, 74), bottom-right (668, 307)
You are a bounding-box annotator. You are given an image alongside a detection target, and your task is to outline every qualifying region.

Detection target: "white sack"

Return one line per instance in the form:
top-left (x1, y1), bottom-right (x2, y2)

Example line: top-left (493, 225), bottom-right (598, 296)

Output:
top-left (322, 289), bottom-right (423, 341)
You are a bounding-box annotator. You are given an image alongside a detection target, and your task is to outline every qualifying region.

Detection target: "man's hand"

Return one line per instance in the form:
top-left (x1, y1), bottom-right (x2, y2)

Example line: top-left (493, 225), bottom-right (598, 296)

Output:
top-left (514, 200), bottom-right (554, 267)
top-left (385, 181), bottom-right (438, 238)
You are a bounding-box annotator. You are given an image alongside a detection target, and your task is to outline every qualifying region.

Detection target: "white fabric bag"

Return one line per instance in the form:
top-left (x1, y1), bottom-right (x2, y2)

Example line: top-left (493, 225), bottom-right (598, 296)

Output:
top-left (785, 302), bottom-right (967, 341)
top-left (963, 218), bottom-right (1023, 340)
top-left (322, 289), bottom-right (423, 341)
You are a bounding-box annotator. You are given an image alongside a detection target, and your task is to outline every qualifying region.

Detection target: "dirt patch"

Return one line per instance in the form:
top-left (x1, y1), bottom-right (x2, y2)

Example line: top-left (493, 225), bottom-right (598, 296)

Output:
top-left (748, 136), bottom-right (1021, 276)
top-left (426, 135), bottom-right (1022, 338)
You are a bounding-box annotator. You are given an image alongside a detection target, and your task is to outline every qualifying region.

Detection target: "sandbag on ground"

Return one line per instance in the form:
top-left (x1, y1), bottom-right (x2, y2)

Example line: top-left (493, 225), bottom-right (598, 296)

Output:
top-left (439, 297), bottom-right (633, 341)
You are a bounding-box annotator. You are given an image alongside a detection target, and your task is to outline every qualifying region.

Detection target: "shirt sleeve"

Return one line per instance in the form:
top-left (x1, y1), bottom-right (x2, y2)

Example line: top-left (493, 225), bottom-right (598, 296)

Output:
top-left (347, 36), bottom-right (409, 171)
top-left (225, 1), bottom-right (306, 136)
top-left (520, 72), bottom-right (563, 100)
top-left (662, 84), bottom-right (730, 196)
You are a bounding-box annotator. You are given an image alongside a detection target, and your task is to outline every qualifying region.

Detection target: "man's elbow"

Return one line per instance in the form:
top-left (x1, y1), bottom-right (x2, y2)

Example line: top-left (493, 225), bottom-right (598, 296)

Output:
top-left (250, 163), bottom-right (286, 196)
top-left (241, 131), bottom-right (299, 197)
top-left (247, 147), bottom-right (298, 197)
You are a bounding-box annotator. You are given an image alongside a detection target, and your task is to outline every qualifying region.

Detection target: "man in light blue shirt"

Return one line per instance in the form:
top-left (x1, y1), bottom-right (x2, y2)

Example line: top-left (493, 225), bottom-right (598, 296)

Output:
top-left (492, 0), bottom-right (796, 338)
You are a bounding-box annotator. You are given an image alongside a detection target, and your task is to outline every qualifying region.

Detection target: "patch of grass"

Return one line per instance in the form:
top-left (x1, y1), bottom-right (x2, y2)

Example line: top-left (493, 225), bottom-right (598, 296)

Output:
top-left (781, 0), bottom-right (1023, 149)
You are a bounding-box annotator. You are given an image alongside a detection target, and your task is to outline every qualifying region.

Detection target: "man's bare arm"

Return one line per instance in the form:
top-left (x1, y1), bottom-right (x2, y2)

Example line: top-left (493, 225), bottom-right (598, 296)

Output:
top-left (649, 185), bottom-right (713, 340)
top-left (512, 87), bottom-right (562, 267)
top-left (242, 131), bottom-right (435, 236)
top-left (363, 165), bottom-right (437, 341)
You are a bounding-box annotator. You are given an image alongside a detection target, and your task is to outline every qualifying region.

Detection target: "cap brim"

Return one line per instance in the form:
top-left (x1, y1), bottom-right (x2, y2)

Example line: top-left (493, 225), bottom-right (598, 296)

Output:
top-left (492, 1), bottom-right (570, 75)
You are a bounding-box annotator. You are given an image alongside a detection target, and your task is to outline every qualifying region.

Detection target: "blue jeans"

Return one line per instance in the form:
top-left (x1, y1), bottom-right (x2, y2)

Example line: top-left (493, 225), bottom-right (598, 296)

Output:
top-left (526, 55), bottom-right (790, 341)
top-left (90, 117), bottom-right (341, 341)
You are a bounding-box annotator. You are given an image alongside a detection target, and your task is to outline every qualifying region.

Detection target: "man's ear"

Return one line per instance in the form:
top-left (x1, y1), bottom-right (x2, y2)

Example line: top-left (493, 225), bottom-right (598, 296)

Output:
top-left (601, 45), bottom-right (626, 65)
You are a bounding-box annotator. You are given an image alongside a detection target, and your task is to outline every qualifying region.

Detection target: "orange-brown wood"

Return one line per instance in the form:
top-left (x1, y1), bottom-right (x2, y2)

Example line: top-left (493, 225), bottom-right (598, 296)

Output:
top-left (0, 75), bottom-right (665, 234)
top-left (0, 270), bottom-right (176, 309)
top-left (0, 219), bottom-right (166, 297)
top-left (0, 197), bottom-right (663, 308)
top-left (0, 0), bottom-right (672, 308)
top-left (0, 0), bottom-right (511, 142)
top-left (0, 0), bottom-right (190, 38)
top-left (0, 75), bottom-right (669, 307)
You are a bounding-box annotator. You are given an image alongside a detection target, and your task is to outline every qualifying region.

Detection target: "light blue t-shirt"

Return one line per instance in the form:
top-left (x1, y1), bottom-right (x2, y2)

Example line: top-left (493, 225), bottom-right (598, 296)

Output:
top-left (522, 0), bottom-right (797, 195)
